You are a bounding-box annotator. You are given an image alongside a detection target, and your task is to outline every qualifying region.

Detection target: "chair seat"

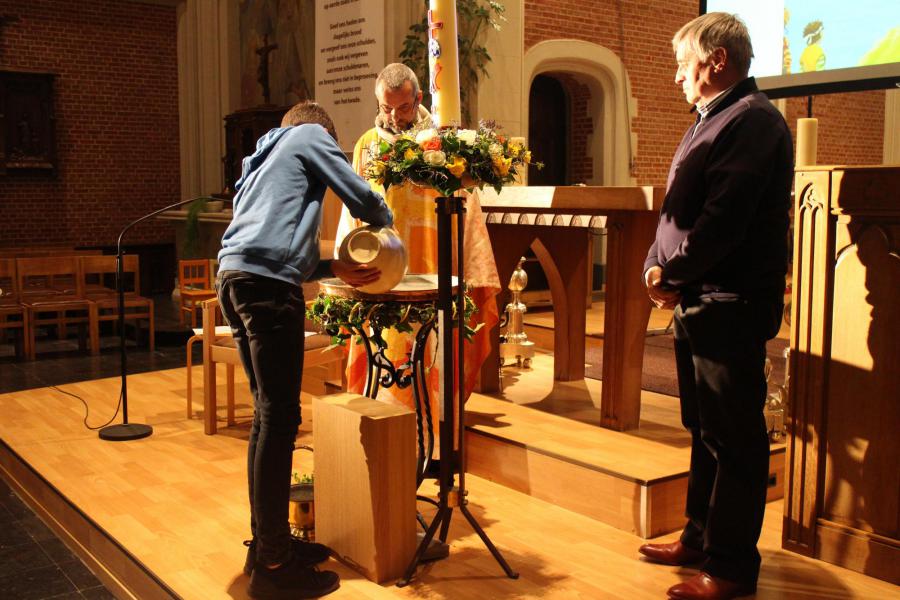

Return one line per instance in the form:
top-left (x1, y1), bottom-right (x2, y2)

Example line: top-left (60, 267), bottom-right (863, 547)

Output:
top-left (182, 289), bottom-right (217, 300)
top-left (192, 325), bottom-right (233, 337)
top-left (89, 295), bottom-right (151, 309)
top-left (21, 296), bottom-right (91, 309)
top-left (305, 331), bottom-right (332, 350)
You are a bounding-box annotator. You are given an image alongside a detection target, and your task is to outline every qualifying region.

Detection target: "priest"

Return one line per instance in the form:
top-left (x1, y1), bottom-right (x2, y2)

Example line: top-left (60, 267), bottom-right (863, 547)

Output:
top-left (334, 62), bottom-right (501, 411)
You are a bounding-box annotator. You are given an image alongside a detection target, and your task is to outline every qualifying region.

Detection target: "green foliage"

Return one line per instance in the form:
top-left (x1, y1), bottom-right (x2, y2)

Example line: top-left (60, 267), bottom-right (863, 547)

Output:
top-left (400, 0), bottom-right (506, 124)
top-left (182, 197), bottom-right (208, 259)
top-left (292, 472), bottom-right (314, 485)
top-left (306, 291), bottom-right (481, 349)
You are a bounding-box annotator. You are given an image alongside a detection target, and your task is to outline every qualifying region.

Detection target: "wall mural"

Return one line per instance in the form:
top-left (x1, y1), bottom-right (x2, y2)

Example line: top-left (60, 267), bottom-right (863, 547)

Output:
top-left (240, 0), bottom-right (316, 108)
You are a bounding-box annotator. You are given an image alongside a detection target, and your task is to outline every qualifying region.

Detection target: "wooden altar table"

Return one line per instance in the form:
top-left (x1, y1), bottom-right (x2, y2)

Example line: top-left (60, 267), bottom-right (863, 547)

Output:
top-left (477, 186), bottom-right (663, 431)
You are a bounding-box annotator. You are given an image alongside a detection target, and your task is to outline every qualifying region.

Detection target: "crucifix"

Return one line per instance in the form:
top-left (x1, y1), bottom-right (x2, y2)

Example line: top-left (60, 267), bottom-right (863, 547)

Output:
top-left (255, 34), bottom-right (279, 105)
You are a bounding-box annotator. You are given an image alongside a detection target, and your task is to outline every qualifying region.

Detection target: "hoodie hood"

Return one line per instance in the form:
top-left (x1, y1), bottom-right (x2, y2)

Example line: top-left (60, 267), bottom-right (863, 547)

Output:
top-left (234, 127), bottom-right (292, 192)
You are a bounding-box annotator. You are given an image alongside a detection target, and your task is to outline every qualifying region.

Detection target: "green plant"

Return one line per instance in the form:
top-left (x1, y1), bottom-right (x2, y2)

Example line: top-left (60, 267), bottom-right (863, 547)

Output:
top-left (182, 197), bottom-right (209, 258)
top-left (306, 291), bottom-right (481, 349)
top-left (292, 472), bottom-right (314, 485)
top-left (400, 0), bottom-right (506, 125)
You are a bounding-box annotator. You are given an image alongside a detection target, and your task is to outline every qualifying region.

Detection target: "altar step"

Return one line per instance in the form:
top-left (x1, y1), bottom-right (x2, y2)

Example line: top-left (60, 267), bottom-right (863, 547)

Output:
top-left (465, 352), bottom-right (785, 539)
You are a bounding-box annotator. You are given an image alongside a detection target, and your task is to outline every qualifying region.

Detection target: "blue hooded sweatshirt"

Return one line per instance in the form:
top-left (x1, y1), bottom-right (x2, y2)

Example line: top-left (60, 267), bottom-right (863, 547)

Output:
top-left (218, 124), bottom-right (393, 285)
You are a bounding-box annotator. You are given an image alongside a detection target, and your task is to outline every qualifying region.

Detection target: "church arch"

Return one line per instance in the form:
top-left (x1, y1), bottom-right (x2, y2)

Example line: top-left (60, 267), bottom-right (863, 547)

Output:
top-left (523, 40), bottom-right (636, 185)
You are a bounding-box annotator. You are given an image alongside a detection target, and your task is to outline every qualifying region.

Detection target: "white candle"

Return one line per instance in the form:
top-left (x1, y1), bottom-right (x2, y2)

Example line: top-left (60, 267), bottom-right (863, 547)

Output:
top-left (428, 0), bottom-right (461, 128)
top-left (796, 118), bottom-right (818, 167)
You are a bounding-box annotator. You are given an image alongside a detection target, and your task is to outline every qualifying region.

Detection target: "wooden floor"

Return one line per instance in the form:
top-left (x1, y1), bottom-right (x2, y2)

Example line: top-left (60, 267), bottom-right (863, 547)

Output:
top-left (524, 301), bottom-right (674, 337)
top-left (523, 300), bottom-right (791, 341)
top-left (1, 368), bottom-right (897, 599)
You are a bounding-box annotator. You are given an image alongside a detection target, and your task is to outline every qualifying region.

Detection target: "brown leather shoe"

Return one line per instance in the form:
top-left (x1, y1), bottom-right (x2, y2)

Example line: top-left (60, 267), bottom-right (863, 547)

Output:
top-left (667, 572), bottom-right (756, 599)
top-left (638, 541), bottom-right (706, 566)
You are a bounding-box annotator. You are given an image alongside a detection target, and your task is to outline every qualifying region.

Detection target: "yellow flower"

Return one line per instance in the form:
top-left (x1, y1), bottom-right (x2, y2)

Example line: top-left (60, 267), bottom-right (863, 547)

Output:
top-left (404, 148), bottom-right (418, 161)
top-left (447, 155), bottom-right (467, 177)
top-left (492, 155), bottom-right (512, 177)
top-left (523, 150), bottom-right (532, 164)
top-left (509, 142), bottom-right (523, 158)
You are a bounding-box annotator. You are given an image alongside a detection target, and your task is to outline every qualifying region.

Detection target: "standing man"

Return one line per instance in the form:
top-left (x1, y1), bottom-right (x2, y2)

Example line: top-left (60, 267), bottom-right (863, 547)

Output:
top-left (218, 101), bottom-right (393, 599)
top-left (334, 63), bottom-right (501, 410)
top-left (640, 13), bottom-right (792, 600)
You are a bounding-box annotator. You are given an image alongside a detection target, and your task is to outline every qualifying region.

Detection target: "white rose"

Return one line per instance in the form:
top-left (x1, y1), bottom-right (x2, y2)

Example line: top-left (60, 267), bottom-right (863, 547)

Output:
top-left (457, 129), bottom-right (477, 145)
top-left (488, 142), bottom-right (503, 158)
top-left (415, 128), bottom-right (439, 146)
top-left (423, 150), bottom-right (447, 167)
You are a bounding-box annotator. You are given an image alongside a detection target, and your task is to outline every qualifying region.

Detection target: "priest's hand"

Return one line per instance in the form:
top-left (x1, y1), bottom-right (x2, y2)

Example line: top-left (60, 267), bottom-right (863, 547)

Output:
top-left (645, 266), bottom-right (680, 310)
top-left (332, 259), bottom-right (381, 288)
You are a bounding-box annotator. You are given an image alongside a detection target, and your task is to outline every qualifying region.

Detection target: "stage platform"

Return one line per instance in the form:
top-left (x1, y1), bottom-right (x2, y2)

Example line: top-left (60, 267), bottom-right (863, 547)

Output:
top-left (469, 351), bottom-right (785, 539)
top-left (1, 367), bottom-right (895, 599)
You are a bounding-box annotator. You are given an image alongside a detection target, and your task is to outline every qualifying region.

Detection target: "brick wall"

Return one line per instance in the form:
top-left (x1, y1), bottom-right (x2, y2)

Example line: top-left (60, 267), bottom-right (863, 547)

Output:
top-left (786, 92), bottom-right (885, 166)
top-left (553, 73), bottom-right (594, 184)
top-left (524, 0), bottom-right (887, 185)
top-left (0, 0), bottom-right (179, 248)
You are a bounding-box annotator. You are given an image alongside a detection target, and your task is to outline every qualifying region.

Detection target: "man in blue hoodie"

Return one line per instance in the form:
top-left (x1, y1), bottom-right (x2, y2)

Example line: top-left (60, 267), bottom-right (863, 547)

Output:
top-left (217, 101), bottom-right (393, 599)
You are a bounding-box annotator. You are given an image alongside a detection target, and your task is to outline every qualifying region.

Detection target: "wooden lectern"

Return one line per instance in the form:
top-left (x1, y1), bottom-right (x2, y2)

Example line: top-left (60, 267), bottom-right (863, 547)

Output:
top-left (478, 186), bottom-right (663, 431)
top-left (784, 166), bottom-right (899, 585)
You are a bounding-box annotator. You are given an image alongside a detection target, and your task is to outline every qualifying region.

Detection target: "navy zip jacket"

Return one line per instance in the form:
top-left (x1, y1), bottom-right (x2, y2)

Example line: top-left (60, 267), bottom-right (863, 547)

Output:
top-left (644, 77), bottom-right (793, 304)
top-left (219, 124), bottom-right (393, 285)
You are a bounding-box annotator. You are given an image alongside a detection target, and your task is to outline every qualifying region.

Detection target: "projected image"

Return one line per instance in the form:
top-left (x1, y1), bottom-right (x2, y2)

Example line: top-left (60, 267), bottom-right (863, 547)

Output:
top-left (707, 1), bottom-right (900, 78)
top-left (785, 1), bottom-right (899, 74)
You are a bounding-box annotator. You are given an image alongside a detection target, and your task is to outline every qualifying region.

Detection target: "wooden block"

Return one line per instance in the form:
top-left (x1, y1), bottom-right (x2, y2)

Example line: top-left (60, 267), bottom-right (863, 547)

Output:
top-left (313, 393), bottom-right (416, 583)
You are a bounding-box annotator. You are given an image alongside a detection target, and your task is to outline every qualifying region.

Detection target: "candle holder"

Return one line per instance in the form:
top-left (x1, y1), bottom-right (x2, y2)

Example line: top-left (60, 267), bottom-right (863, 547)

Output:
top-left (396, 194), bottom-right (518, 586)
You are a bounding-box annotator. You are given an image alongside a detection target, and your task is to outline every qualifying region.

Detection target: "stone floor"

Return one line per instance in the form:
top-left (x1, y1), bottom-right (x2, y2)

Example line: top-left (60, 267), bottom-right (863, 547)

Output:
top-left (0, 479), bottom-right (116, 600)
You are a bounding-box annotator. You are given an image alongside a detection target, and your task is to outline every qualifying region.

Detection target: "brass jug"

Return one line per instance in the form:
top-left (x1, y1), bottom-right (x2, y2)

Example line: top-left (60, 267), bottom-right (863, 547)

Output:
top-left (288, 483), bottom-right (315, 540)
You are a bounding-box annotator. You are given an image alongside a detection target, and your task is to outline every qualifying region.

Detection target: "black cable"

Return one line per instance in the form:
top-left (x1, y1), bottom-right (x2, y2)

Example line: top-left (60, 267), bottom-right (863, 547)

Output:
top-left (50, 384), bottom-right (122, 431)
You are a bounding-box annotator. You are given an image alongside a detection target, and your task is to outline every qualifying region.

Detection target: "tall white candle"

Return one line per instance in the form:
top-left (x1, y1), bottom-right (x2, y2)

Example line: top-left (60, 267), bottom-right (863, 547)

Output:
top-left (428, 0), bottom-right (461, 128)
top-left (796, 118), bottom-right (818, 167)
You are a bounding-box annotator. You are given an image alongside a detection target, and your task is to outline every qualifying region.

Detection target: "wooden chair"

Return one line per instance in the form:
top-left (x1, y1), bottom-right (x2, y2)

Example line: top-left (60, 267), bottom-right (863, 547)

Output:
top-left (178, 259), bottom-right (217, 328)
top-left (80, 255), bottom-right (155, 351)
top-left (198, 297), bottom-right (342, 435)
top-left (185, 304), bottom-right (232, 421)
top-left (16, 256), bottom-right (98, 360)
top-left (0, 258), bottom-right (30, 359)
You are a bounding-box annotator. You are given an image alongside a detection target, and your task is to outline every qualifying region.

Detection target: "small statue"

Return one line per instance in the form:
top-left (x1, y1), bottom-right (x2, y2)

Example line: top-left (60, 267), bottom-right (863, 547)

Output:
top-left (256, 34), bottom-right (279, 105)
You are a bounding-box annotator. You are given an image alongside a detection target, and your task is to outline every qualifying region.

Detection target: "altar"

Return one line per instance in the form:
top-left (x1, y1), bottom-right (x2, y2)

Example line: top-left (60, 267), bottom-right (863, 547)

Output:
top-left (477, 185), bottom-right (663, 431)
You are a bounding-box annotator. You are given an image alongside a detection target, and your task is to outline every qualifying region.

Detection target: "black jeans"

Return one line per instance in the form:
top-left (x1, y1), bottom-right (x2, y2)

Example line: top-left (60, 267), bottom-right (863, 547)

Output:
top-left (673, 297), bottom-right (781, 585)
top-left (217, 270), bottom-right (306, 566)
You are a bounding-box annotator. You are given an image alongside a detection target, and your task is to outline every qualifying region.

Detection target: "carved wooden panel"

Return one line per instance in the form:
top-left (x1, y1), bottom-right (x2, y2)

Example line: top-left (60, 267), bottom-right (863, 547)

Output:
top-left (784, 166), bottom-right (900, 585)
top-left (784, 170), bottom-right (833, 555)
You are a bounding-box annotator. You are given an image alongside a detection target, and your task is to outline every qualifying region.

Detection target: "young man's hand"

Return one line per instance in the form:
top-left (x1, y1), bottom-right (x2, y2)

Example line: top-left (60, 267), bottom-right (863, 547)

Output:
top-left (645, 266), bottom-right (681, 309)
top-left (332, 259), bottom-right (381, 287)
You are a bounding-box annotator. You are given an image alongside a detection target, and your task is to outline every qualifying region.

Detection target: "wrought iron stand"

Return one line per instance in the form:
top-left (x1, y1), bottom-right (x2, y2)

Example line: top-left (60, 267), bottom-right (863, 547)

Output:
top-left (351, 316), bottom-right (438, 492)
top-left (396, 194), bottom-right (518, 586)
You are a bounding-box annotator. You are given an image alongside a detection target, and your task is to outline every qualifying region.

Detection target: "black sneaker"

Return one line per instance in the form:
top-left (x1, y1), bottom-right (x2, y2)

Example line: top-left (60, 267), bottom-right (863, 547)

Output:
top-left (247, 551), bottom-right (339, 599)
top-left (243, 538), bottom-right (331, 575)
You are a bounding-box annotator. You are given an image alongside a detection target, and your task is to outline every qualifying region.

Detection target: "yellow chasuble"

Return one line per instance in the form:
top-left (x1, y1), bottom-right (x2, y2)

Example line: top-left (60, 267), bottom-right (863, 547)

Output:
top-left (335, 125), bottom-right (501, 412)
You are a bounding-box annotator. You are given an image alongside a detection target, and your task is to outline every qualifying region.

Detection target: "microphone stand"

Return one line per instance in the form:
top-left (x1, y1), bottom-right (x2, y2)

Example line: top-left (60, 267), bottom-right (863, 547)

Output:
top-left (99, 196), bottom-right (217, 441)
